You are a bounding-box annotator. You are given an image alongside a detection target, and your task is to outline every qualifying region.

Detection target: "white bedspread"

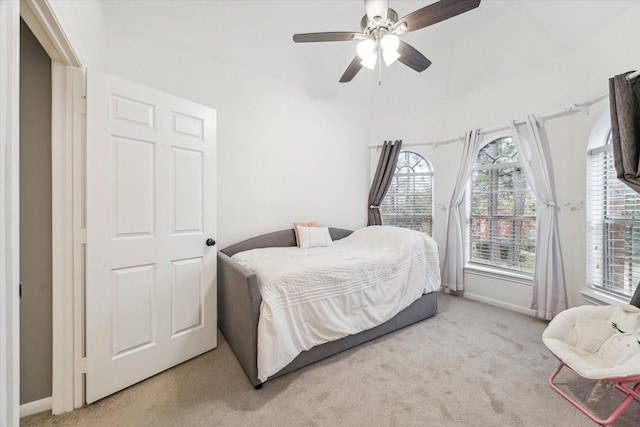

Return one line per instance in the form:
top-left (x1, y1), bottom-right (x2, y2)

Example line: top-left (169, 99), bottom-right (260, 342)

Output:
top-left (232, 226), bottom-right (441, 382)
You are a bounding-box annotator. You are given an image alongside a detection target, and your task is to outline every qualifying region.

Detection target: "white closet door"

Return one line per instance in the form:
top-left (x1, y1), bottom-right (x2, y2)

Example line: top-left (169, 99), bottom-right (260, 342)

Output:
top-left (85, 69), bottom-right (217, 403)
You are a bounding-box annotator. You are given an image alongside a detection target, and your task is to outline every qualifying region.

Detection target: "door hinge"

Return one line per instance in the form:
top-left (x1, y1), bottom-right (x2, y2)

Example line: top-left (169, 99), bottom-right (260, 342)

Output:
top-left (80, 228), bottom-right (87, 244)
top-left (78, 357), bottom-right (88, 374)
top-left (80, 96), bottom-right (87, 114)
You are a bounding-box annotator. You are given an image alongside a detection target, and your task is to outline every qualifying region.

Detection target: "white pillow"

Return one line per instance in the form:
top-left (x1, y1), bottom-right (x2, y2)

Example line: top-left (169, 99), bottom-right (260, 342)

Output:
top-left (297, 226), bottom-right (333, 249)
top-left (293, 221), bottom-right (317, 247)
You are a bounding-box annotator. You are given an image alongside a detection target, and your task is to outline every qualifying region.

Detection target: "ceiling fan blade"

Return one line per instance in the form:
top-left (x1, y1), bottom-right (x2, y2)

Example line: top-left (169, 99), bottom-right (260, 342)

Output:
top-left (365, 0), bottom-right (388, 22)
top-left (293, 32), bottom-right (362, 43)
top-left (397, 0), bottom-right (481, 33)
top-left (397, 40), bottom-right (432, 73)
top-left (339, 56), bottom-right (364, 83)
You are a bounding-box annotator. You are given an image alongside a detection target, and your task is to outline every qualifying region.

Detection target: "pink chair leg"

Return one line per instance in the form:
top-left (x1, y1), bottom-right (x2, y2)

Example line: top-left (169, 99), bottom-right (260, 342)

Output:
top-left (548, 361), bottom-right (640, 425)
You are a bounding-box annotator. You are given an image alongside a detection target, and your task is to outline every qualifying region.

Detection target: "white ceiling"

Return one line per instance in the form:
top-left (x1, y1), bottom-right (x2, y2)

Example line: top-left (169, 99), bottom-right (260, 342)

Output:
top-left (101, 0), bottom-right (636, 104)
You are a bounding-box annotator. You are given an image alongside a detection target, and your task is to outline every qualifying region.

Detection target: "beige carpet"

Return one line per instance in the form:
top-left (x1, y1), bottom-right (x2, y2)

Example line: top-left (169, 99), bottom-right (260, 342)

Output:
top-left (22, 293), bottom-right (640, 426)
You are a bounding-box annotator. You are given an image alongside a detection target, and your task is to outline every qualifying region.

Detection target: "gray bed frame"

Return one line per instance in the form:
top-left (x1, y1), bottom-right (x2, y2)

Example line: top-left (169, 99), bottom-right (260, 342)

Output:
top-left (217, 227), bottom-right (438, 389)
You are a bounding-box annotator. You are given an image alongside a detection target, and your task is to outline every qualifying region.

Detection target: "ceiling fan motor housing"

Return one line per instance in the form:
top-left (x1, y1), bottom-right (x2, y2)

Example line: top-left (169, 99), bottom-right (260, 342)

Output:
top-left (360, 8), bottom-right (399, 38)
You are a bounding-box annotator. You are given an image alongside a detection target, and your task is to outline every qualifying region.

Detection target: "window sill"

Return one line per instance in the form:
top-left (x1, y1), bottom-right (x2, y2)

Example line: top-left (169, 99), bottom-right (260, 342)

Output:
top-left (580, 288), bottom-right (631, 306)
top-left (464, 264), bottom-right (533, 286)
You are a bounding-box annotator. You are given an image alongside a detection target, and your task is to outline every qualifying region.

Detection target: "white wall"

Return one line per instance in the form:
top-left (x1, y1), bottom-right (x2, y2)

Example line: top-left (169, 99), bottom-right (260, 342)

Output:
top-left (102, 30), bottom-right (373, 248)
top-left (46, 0), bottom-right (106, 69)
top-left (46, 1), bottom-right (373, 248)
top-left (46, 0), bottom-right (640, 312)
top-left (370, 4), bottom-right (640, 312)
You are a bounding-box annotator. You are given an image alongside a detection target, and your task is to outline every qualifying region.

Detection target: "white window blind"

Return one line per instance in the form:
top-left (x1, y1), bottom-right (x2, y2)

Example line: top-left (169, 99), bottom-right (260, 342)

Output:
top-left (466, 137), bottom-right (537, 273)
top-left (587, 138), bottom-right (640, 299)
top-left (380, 151), bottom-right (433, 235)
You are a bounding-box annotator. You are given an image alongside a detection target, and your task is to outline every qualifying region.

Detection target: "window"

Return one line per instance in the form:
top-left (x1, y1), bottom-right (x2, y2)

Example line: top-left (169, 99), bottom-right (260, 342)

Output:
top-left (587, 130), bottom-right (640, 299)
top-left (467, 136), bottom-right (537, 273)
top-left (380, 151), bottom-right (433, 235)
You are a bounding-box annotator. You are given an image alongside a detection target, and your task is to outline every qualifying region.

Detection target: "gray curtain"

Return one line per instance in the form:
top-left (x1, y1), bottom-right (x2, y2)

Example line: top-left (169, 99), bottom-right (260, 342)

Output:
top-left (609, 71), bottom-right (640, 193)
top-left (631, 285), bottom-right (640, 308)
top-left (368, 140), bottom-right (402, 226)
top-left (610, 71), bottom-right (640, 306)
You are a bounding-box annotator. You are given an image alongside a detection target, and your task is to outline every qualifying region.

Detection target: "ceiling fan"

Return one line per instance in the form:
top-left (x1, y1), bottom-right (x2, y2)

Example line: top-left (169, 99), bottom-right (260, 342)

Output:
top-left (293, 0), bottom-right (481, 83)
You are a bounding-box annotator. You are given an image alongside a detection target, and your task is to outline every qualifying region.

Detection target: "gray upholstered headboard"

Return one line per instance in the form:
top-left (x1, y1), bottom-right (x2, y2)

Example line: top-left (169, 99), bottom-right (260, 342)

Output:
top-left (221, 227), bottom-right (353, 257)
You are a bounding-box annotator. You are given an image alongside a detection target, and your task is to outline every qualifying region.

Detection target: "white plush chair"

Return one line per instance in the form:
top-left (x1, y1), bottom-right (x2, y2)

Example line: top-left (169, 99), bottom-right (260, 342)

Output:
top-left (542, 304), bottom-right (640, 425)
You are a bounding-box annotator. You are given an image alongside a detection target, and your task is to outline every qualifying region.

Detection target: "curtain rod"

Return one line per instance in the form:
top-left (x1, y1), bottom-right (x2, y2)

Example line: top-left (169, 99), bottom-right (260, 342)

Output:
top-left (368, 70), bottom-right (638, 150)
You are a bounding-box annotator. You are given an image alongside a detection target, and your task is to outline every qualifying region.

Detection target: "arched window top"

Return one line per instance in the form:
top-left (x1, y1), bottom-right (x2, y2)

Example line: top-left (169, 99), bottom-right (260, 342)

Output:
top-left (395, 151), bottom-right (432, 174)
top-left (587, 109), bottom-right (612, 151)
top-left (476, 136), bottom-right (519, 166)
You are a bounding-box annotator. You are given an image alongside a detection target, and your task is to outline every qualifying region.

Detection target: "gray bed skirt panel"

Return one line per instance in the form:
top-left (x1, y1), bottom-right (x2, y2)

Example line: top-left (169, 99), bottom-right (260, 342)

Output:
top-left (217, 253), bottom-right (262, 384)
top-left (217, 227), bottom-right (439, 388)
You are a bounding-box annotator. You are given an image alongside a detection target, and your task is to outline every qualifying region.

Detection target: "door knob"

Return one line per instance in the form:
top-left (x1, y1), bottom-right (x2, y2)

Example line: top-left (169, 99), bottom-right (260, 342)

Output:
top-left (206, 238), bottom-right (216, 247)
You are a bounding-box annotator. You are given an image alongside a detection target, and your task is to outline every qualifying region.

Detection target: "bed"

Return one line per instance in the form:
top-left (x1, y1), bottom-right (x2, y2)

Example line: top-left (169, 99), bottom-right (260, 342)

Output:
top-left (217, 225), bottom-right (440, 388)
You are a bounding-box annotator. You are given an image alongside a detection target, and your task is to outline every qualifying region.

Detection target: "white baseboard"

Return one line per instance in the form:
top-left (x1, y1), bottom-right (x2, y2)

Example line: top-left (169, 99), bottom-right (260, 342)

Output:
top-left (463, 292), bottom-right (537, 317)
top-left (20, 396), bottom-right (52, 418)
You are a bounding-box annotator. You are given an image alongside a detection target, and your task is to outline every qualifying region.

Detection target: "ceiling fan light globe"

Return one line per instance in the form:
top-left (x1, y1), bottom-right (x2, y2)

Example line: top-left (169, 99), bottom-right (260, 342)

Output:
top-left (361, 54), bottom-right (377, 70)
top-left (383, 49), bottom-right (400, 66)
top-left (356, 39), bottom-right (376, 60)
top-left (380, 34), bottom-right (400, 52)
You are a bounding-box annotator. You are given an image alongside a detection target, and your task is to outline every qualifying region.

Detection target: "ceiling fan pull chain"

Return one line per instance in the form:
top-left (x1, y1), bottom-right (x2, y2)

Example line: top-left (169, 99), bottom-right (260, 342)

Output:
top-left (378, 44), bottom-right (383, 85)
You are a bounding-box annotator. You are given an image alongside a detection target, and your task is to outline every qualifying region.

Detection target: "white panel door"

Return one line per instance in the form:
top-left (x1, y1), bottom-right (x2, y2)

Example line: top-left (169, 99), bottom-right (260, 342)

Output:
top-left (86, 69), bottom-right (217, 403)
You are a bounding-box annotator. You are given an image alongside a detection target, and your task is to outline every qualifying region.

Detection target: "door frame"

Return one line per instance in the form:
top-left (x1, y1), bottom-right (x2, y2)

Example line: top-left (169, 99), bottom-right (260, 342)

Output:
top-left (18, 0), bottom-right (84, 417)
top-left (1, 1), bottom-right (21, 425)
top-left (49, 63), bottom-right (84, 414)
